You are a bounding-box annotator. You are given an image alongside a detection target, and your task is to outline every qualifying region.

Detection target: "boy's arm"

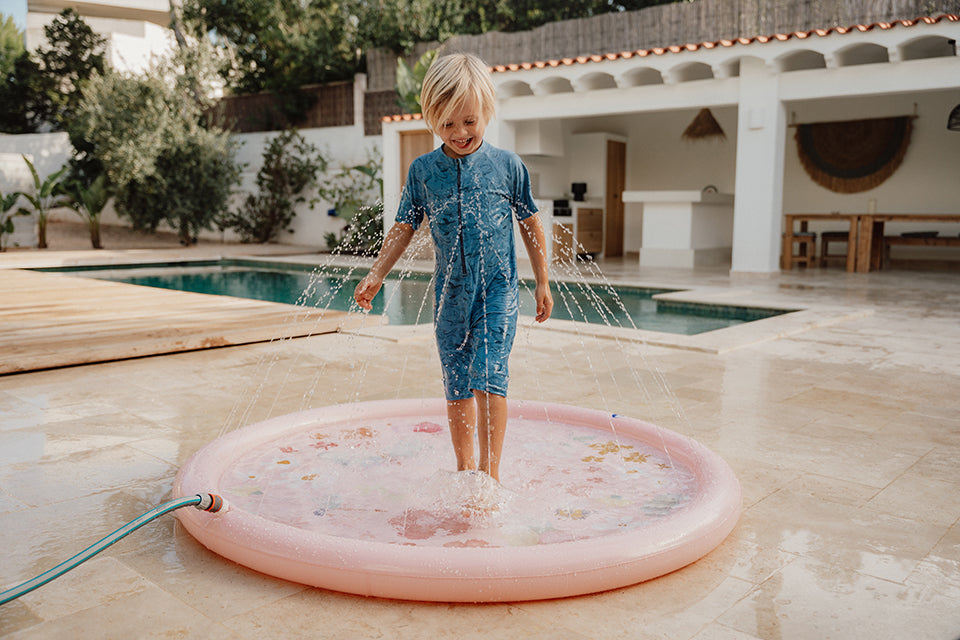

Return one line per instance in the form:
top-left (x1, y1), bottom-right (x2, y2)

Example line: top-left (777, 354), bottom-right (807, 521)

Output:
top-left (354, 222), bottom-right (416, 310)
top-left (518, 215), bottom-right (554, 323)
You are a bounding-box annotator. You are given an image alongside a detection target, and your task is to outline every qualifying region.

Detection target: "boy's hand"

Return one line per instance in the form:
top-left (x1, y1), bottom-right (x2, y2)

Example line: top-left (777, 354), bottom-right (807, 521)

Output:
top-left (354, 275), bottom-right (383, 311)
top-left (535, 283), bottom-right (553, 323)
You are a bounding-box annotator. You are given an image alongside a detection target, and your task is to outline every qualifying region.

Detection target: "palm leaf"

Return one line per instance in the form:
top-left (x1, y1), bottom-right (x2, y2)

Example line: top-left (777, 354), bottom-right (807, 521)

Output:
top-left (1, 191), bottom-right (20, 212)
top-left (22, 154), bottom-right (39, 189)
top-left (39, 166), bottom-right (69, 199)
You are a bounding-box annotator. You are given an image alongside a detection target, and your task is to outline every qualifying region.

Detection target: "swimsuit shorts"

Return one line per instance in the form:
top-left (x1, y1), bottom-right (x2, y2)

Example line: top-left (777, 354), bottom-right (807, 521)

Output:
top-left (435, 269), bottom-right (519, 400)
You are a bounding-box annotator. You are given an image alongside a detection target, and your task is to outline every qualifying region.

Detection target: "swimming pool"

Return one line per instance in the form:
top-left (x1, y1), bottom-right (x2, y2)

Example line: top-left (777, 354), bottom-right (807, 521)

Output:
top-left (40, 260), bottom-right (789, 335)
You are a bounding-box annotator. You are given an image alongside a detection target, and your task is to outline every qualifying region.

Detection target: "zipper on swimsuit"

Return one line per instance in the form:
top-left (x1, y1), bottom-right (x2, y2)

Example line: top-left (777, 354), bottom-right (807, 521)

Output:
top-left (456, 160), bottom-right (466, 276)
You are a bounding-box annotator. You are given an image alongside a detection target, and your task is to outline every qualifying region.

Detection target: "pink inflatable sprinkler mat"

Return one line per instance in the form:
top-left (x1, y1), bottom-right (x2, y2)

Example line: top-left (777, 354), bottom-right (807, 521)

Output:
top-left (174, 398), bottom-right (741, 602)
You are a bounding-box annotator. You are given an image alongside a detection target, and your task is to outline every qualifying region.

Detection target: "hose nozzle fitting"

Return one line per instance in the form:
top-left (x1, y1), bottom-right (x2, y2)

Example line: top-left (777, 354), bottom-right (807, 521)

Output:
top-left (194, 493), bottom-right (224, 513)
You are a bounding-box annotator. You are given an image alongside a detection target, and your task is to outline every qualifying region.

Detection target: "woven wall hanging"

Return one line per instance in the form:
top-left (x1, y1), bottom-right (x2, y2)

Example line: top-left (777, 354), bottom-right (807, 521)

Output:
top-left (795, 116), bottom-right (912, 193)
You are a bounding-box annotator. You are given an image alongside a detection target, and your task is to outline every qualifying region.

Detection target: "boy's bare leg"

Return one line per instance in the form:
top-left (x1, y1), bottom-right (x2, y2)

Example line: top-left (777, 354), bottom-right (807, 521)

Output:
top-left (474, 390), bottom-right (507, 482)
top-left (446, 398), bottom-right (477, 472)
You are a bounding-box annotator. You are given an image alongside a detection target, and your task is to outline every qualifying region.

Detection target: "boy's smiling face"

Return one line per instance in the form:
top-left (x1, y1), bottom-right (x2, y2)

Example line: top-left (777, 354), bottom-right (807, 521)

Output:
top-left (439, 98), bottom-right (488, 159)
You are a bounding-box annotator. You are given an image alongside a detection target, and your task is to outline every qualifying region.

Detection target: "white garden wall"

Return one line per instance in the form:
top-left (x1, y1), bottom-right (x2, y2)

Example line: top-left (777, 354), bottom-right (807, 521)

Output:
top-left (231, 127), bottom-right (382, 248)
top-left (0, 124), bottom-right (379, 249)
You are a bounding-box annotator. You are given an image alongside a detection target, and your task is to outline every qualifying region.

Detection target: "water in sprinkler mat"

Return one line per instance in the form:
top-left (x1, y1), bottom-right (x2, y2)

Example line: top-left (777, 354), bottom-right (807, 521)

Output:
top-left (219, 410), bottom-right (697, 547)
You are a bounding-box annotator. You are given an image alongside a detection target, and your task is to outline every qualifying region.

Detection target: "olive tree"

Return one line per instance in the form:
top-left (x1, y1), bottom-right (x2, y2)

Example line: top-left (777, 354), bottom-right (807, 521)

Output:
top-left (73, 60), bottom-right (240, 244)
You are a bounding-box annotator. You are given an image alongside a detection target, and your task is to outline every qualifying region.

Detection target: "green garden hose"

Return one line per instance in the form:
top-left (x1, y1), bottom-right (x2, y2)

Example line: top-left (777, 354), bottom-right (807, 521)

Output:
top-left (0, 493), bottom-right (223, 606)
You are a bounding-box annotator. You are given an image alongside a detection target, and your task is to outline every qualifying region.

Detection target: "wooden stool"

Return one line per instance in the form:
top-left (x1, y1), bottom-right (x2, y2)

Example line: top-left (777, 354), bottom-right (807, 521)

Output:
top-left (820, 231), bottom-right (849, 267)
top-left (783, 231), bottom-right (817, 268)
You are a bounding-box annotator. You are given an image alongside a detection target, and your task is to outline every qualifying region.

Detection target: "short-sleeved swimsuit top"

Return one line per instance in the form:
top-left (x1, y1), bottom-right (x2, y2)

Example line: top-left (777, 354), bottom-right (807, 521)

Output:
top-left (395, 142), bottom-right (538, 400)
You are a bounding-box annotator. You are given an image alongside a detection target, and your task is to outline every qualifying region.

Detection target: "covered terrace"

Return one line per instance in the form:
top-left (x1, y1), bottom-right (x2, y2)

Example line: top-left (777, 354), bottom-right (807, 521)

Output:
top-left (382, 14), bottom-right (960, 274)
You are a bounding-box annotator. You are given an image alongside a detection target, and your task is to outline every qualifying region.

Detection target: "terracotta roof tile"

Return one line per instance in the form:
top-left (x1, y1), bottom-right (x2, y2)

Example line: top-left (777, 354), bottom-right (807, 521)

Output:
top-left (381, 113), bottom-right (423, 123)
top-left (382, 14), bottom-right (957, 123)
top-left (488, 14), bottom-right (959, 73)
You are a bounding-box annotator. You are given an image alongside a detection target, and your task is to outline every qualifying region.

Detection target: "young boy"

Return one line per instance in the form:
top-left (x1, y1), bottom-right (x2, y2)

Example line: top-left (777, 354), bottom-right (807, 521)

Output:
top-left (354, 53), bottom-right (552, 483)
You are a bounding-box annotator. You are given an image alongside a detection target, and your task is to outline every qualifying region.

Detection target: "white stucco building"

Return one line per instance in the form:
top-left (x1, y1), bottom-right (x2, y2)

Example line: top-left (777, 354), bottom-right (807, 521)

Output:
top-left (26, 0), bottom-right (175, 73)
top-left (382, 15), bottom-right (960, 274)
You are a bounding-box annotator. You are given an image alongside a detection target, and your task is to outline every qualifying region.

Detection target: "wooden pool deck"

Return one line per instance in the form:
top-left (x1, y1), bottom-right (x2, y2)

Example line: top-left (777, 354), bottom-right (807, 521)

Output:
top-left (1, 269), bottom-right (367, 375)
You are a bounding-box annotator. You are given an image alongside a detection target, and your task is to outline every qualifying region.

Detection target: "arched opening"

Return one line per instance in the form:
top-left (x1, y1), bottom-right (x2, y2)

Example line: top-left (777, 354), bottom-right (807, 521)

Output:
top-left (498, 80), bottom-right (535, 98)
top-left (669, 62), bottom-right (714, 83)
top-left (717, 58), bottom-right (741, 78)
top-left (575, 72), bottom-right (618, 91)
top-left (899, 35), bottom-right (957, 61)
top-left (776, 49), bottom-right (827, 72)
top-left (620, 67), bottom-right (664, 87)
top-left (834, 43), bottom-right (889, 67)
top-left (535, 76), bottom-right (576, 95)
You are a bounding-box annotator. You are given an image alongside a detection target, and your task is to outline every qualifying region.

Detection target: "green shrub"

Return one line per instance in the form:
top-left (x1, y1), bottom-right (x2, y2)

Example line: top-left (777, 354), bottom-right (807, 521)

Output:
top-left (322, 156), bottom-right (384, 256)
top-left (324, 202), bottom-right (384, 257)
top-left (0, 189), bottom-right (25, 251)
top-left (73, 65), bottom-right (241, 244)
top-left (220, 129), bottom-right (327, 243)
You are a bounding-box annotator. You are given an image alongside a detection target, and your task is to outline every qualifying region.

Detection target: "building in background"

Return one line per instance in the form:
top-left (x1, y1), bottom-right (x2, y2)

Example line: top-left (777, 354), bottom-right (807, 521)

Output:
top-left (382, 11), bottom-right (960, 274)
top-left (25, 0), bottom-right (174, 73)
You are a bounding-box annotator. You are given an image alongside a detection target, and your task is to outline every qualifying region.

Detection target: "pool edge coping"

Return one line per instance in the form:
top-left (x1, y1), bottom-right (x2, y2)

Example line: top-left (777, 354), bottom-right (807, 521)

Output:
top-left (21, 252), bottom-right (872, 354)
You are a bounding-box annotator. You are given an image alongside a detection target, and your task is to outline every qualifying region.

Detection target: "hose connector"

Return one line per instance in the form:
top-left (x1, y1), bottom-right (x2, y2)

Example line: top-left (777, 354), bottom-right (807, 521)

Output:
top-left (194, 493), bottom-right (224, 513)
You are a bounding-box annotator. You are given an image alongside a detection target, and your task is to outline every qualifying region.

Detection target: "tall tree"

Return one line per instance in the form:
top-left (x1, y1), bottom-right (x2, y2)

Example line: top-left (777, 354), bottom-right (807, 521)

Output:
top-left (183, 0), bottom-right (359, 94)
top-left (36, 8), bottom-right (107, 125)
top-left (353, 0), bottom-right (468, 53)
top-left (0, 50), bottom-right (50, 133)
top-left (0, 13), bottom-right (24, 80)
top-left (0, 9), bottom-right (105, 132)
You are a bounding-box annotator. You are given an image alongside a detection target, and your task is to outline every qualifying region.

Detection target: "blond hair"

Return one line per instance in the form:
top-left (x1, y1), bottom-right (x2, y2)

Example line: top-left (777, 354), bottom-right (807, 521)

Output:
top-left (420, 53), bottom-right (496, 135)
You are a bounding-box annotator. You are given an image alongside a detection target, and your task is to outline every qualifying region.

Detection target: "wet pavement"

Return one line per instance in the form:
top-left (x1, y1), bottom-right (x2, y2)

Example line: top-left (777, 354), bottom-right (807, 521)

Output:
top-left (1, 222), bottom-right (958, 639)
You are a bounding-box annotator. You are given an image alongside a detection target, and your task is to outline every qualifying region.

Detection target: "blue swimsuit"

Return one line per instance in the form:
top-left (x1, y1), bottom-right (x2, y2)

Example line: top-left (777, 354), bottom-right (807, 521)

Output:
top-left (396, 143), bottom-right (538, 401)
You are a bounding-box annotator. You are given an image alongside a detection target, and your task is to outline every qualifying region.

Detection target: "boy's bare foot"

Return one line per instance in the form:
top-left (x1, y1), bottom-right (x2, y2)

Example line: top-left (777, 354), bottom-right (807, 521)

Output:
top-left (457, 470), bottom-right (504, 517)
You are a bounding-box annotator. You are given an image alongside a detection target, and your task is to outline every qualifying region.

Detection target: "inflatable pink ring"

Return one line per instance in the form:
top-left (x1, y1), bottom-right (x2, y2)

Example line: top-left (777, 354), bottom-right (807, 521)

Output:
top-left (173, 399), bottom-right (740, 602)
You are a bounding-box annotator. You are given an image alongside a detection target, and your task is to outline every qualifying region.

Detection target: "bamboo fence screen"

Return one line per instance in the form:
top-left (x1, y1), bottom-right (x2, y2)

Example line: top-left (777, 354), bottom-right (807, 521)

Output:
top-left (210, 82), bottom-right (355, 133)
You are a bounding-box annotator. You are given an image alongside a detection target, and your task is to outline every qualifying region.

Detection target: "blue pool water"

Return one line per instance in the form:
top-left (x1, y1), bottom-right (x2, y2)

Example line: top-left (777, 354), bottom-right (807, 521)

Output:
top-left (43, 261), bottom-right (788, 335)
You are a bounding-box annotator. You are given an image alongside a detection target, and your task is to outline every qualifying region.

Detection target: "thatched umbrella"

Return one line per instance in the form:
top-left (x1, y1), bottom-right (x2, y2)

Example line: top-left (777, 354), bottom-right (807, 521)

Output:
top-left (682, 108), bottom-right (726, 141)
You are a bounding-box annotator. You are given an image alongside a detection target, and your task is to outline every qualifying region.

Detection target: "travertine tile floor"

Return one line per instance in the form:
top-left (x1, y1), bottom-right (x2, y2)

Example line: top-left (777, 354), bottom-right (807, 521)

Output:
top-left (1, 232), bottom-right (959, 639)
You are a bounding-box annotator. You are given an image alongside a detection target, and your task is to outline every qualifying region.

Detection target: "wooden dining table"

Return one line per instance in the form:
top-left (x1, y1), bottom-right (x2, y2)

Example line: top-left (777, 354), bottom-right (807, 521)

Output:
top-left (782, 213), bottom-right (860, 272)
top-left (854, 213), bottom-right (960, 272)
